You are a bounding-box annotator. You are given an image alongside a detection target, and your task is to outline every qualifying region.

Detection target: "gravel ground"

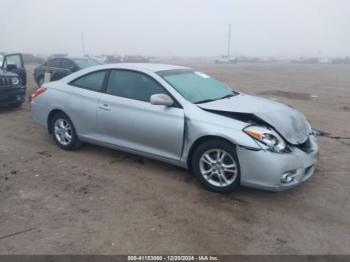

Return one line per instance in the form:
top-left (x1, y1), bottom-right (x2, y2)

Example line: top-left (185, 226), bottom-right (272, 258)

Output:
top-left (0, 63), bottom-right (349, 254)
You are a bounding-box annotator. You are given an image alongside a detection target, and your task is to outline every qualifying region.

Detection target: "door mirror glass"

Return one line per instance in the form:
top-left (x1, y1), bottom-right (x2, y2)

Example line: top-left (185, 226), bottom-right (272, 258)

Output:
top-left (150, 94), bottom-right (174, 106)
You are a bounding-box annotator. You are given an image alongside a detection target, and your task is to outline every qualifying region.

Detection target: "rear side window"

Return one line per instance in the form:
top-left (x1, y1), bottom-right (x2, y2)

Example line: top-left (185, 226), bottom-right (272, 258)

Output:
top-left (106, 70), bottom-right (166, 102)
top-left (61, 59), bottom-right (75, 69)
top-left (50, 59), bottom-right (62, 68)
top-left (70, 71), bottom-right (106, 92)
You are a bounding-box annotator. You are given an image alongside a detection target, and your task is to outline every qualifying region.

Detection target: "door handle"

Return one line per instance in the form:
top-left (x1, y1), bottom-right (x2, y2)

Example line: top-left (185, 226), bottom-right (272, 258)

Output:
top-left (99, 104), bottom-right (111, 110)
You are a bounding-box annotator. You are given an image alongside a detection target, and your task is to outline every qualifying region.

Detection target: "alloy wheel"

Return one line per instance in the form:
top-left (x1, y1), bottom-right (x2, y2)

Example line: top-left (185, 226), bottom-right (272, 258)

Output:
top-left (199, 149), bottom-right (238, 187)
top-left (54, 118), bottom-right (72, 146)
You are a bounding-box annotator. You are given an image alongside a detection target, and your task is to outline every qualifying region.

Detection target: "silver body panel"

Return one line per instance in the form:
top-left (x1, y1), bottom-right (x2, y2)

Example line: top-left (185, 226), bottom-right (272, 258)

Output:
top-left (96, 93), bottom-right (184, 160)
top-left (237, 135), bottom-right (318, 191)
top-left (31, 63), bottom-right (319, 191)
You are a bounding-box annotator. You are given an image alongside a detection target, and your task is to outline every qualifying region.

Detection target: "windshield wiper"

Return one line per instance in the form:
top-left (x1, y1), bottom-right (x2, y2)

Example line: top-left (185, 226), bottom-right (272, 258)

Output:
top-left (195, 98), bottom-right (218, 104)
top-left (195, 93), bottom-right (235, 104)
top-left (220, 94), bottom-right (235, 99)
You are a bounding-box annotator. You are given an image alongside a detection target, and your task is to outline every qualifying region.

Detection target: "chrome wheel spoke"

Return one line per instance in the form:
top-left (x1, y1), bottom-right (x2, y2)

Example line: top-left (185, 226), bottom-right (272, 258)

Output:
top-left (219, 173), bottom-right (229, 185)
top-left (222, 163), bottom-right (236, 168)
top-left (216, 150), bottom-right (226, 162)
top-left (202, 153), bottom-right (216, 165)
top-left (207, 172), bottom-right (215, 179)
top-left (217, 173), bottom-right (228, 186)
top-left (222, 163), bottom-right (236, 173)
top-left (224, 168), bottom-right (236, 174)
top-left (65, 132), bottom-right (72, 140)
top-left (58, 120), bottom-right (66, 129)
top-left (202, 168), bottom-right (214, 175)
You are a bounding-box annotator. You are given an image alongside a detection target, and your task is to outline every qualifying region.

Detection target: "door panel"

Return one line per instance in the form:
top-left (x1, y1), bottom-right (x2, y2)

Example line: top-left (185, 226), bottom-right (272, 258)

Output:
top-left (67, 70), bottom-right (108, 140)
top-left (97, 94), bottom-right (185, 160)
top-left (63, 87), bottom-right (101, 140)
top-left (3, 53), bottom-right (27, 85)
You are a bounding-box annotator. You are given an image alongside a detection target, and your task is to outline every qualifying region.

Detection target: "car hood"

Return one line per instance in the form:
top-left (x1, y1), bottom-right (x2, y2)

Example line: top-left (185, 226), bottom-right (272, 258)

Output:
top-left (0, 68), bottom-right (18, 77)
top-left (198, 93), bottom-right (310, 145)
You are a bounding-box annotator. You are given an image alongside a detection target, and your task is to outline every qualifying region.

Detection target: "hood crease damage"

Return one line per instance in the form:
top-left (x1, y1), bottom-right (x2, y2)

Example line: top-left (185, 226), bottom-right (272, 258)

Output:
top-left (198, 94), bottom-right (310, 145)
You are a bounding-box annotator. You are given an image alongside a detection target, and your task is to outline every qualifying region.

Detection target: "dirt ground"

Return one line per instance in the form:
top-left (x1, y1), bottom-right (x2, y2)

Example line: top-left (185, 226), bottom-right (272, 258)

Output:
top-left (0, 63), bottom-right (349, 255)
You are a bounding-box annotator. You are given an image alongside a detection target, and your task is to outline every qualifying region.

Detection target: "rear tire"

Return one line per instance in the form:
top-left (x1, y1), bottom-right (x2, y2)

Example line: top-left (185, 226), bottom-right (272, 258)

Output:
top-left (50, 113), bottom-right (82, 150)
top-left (191, 139), bottom-right (240, 193)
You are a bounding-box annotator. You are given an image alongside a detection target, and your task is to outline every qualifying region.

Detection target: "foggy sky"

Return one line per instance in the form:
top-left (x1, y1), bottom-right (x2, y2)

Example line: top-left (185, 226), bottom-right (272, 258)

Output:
top-left (1, 0), bottom-right (349, 58)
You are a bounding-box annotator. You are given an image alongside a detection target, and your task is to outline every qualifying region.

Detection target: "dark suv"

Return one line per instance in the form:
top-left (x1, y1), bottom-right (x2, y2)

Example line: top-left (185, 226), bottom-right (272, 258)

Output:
top-left (34, 57), bottom-right (101, 87)
top-left (0, 53), bottom-right (27, 108)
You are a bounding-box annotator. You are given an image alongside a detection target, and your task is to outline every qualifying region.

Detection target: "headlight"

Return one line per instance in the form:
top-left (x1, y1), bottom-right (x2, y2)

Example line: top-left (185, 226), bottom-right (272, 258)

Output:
top-left (244, 125), bottom-right (287, 153)
top-left (11, 77), bottom-right (20, 86)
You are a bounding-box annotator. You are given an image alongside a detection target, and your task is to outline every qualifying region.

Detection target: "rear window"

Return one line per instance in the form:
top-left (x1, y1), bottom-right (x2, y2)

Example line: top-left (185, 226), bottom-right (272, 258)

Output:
top-left (70, 71), bottom-right (106, 92)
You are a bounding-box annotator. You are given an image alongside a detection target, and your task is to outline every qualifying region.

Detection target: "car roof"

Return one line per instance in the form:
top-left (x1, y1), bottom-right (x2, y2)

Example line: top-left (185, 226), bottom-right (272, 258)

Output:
top-left (60, 63), bottom-right (193, 84)
top-left (50, 57), bottom-right (93, 60)
top-left (92, 63), bottom-right (191, 73)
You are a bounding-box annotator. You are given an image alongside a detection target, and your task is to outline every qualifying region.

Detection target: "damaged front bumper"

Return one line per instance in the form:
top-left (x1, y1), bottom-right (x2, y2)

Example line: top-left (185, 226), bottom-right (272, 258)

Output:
top-left (237, 135), bottom-right (319, 191)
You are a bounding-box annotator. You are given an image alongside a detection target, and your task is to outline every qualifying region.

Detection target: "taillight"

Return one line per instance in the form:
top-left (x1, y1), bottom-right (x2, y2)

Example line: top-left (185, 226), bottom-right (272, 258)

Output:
top-left (31, 87), bottom-right (48, 102)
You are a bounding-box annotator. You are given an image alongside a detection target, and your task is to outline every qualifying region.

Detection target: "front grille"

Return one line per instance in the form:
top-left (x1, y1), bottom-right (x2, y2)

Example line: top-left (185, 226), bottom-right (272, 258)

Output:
top-left (0, 77), bottom-right (13, 88)
top-left (296, 137), bottom-right (313, 153)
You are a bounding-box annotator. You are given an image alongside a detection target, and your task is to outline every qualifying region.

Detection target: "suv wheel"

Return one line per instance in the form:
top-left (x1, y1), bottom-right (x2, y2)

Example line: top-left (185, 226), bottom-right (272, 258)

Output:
top-left (51, 113), bottom-right (82, 150)
top-left (10, 102), bottom-right (23, 108)
top-left (191, 139), bottom-right (240, 193)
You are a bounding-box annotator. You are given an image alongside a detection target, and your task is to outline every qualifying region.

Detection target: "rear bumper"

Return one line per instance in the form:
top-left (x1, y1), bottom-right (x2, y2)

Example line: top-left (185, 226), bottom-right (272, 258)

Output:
top-left (0, 86), bottom-right (26, 105)
top-left (237, 135), bottom-right (319, 191)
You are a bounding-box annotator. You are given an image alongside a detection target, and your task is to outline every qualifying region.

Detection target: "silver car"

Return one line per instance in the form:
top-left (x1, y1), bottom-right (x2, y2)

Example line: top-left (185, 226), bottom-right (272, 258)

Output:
top-left (31, 63), bottom-right (319, 193)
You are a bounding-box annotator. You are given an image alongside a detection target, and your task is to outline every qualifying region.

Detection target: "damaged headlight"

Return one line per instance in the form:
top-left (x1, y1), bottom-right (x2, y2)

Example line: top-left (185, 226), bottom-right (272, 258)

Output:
top-left (244, 125), bottom-right (287, 153)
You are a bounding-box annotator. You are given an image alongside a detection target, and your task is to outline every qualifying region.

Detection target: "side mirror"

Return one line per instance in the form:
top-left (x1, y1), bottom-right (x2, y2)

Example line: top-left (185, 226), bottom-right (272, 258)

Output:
top-left (150, 94), bottom-right (174, 106)
top-left (6, 64), bottom-right (17, 71)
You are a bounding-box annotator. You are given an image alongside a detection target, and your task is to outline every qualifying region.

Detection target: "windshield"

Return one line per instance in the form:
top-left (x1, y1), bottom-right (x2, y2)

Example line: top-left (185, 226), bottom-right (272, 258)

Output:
top-left (158, 70), bottom-right (236, 103)
top-left (73, 58), bottom-right (100, 69)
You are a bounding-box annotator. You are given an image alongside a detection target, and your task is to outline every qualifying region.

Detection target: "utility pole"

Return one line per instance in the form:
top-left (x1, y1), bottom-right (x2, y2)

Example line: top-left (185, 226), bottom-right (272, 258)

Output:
top-left (81, 32), bottom-right (86, 56)
top-left (227, 24), bottom-right (232, 57)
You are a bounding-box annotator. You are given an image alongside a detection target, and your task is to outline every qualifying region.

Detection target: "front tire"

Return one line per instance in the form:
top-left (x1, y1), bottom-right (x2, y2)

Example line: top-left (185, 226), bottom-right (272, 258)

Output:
top-left (9, 102), bottom-right (23, 108)
top-left (191, 139), bottom-right (240, 193)
top-left (51, 113), bottom-right (82, 150)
